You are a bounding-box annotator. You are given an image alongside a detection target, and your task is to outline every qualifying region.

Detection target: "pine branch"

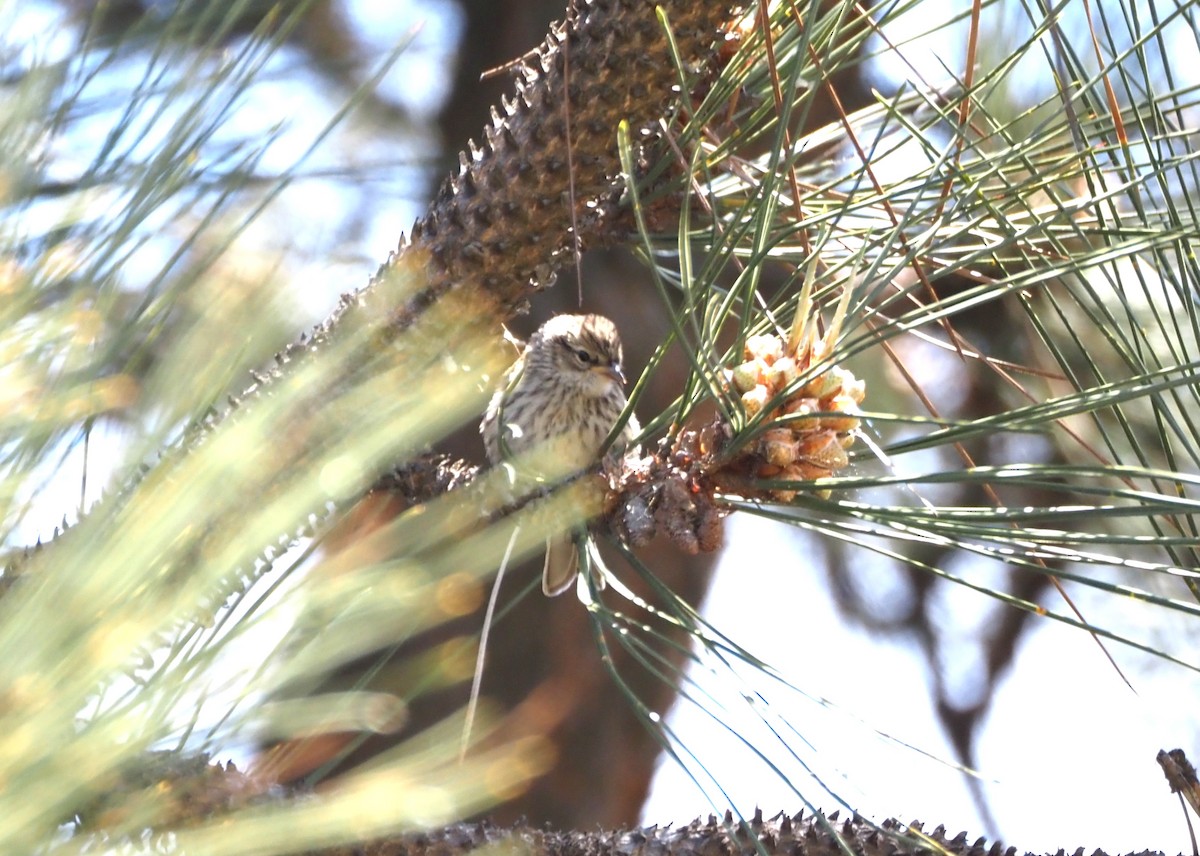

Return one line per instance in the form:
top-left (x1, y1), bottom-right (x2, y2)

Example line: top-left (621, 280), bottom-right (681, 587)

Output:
top-left (80, 757), bottom-right (1183, 856)
top-left (308, 812), bottom-right (1105, 856)
top-left (5, 0), bottom-right (746, 590)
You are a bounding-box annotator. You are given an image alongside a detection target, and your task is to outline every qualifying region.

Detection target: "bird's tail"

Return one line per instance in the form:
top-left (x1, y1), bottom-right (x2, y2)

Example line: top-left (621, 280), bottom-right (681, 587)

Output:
top-left (542, 534), bottom-right (579, 596)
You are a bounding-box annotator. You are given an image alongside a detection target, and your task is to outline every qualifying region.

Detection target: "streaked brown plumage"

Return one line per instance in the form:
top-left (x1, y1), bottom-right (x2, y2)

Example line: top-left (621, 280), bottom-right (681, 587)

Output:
top-left (481, 314), bottom-right (639, 595)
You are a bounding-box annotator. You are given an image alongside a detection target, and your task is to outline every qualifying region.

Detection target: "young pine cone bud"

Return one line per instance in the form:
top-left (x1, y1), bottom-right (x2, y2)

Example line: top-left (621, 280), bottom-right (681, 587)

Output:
top-left (722, 292), bottom-right (865, 502)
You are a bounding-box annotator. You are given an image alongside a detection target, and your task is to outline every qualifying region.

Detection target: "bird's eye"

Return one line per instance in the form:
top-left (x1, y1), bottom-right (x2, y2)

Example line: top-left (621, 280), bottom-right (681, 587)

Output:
top-left (573, 347), bottom-right (593, 364)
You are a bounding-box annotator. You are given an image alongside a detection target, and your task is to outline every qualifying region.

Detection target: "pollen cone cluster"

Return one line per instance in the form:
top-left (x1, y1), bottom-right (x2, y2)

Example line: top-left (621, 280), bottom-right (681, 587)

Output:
top-left (726, 307), bottom-right (865, 501)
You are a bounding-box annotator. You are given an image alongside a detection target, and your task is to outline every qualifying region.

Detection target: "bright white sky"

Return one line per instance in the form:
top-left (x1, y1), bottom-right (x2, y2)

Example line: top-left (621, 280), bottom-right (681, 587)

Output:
top-left (643, 515), bottom-right (1200, 854)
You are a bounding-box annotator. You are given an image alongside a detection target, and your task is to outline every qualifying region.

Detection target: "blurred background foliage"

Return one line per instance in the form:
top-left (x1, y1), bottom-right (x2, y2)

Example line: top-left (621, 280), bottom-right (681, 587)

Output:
top-left (3, 0), bottom-right (1200, 852)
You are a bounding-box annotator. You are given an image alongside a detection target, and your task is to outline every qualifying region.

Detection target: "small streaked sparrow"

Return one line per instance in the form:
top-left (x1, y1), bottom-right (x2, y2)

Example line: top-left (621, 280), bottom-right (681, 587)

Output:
top-left (481, 314), bottom-right (639, 595)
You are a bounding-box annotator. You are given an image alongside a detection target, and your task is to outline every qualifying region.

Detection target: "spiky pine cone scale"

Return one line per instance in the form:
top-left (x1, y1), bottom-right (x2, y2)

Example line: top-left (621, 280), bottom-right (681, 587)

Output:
top-left (395, 1), bottom-right (744, 317)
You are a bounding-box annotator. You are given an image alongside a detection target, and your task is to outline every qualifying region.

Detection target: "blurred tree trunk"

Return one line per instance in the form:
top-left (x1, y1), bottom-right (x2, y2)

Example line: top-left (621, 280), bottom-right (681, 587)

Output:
top-left (425, 0), bottom-right (720, 827)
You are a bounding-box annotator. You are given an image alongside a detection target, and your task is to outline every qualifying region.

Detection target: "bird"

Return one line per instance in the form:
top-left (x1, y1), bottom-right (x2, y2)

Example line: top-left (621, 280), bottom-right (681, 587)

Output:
top-left (481, 313), bottom-right (639, 596)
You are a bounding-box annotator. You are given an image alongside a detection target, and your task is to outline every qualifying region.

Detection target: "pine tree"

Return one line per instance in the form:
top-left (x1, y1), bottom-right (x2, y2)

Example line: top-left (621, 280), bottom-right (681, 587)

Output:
top-left (3, 1), bottom-right (1199, 852)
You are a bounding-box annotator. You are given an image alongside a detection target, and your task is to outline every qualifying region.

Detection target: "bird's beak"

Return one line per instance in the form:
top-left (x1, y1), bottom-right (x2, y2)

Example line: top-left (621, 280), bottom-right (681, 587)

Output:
top-left (594, 363), bottom-right (626, 385)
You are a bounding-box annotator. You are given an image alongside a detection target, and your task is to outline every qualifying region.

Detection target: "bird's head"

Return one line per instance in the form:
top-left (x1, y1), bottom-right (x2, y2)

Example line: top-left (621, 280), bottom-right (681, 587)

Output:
top-left (533, 314), bottom-right (627, 398)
